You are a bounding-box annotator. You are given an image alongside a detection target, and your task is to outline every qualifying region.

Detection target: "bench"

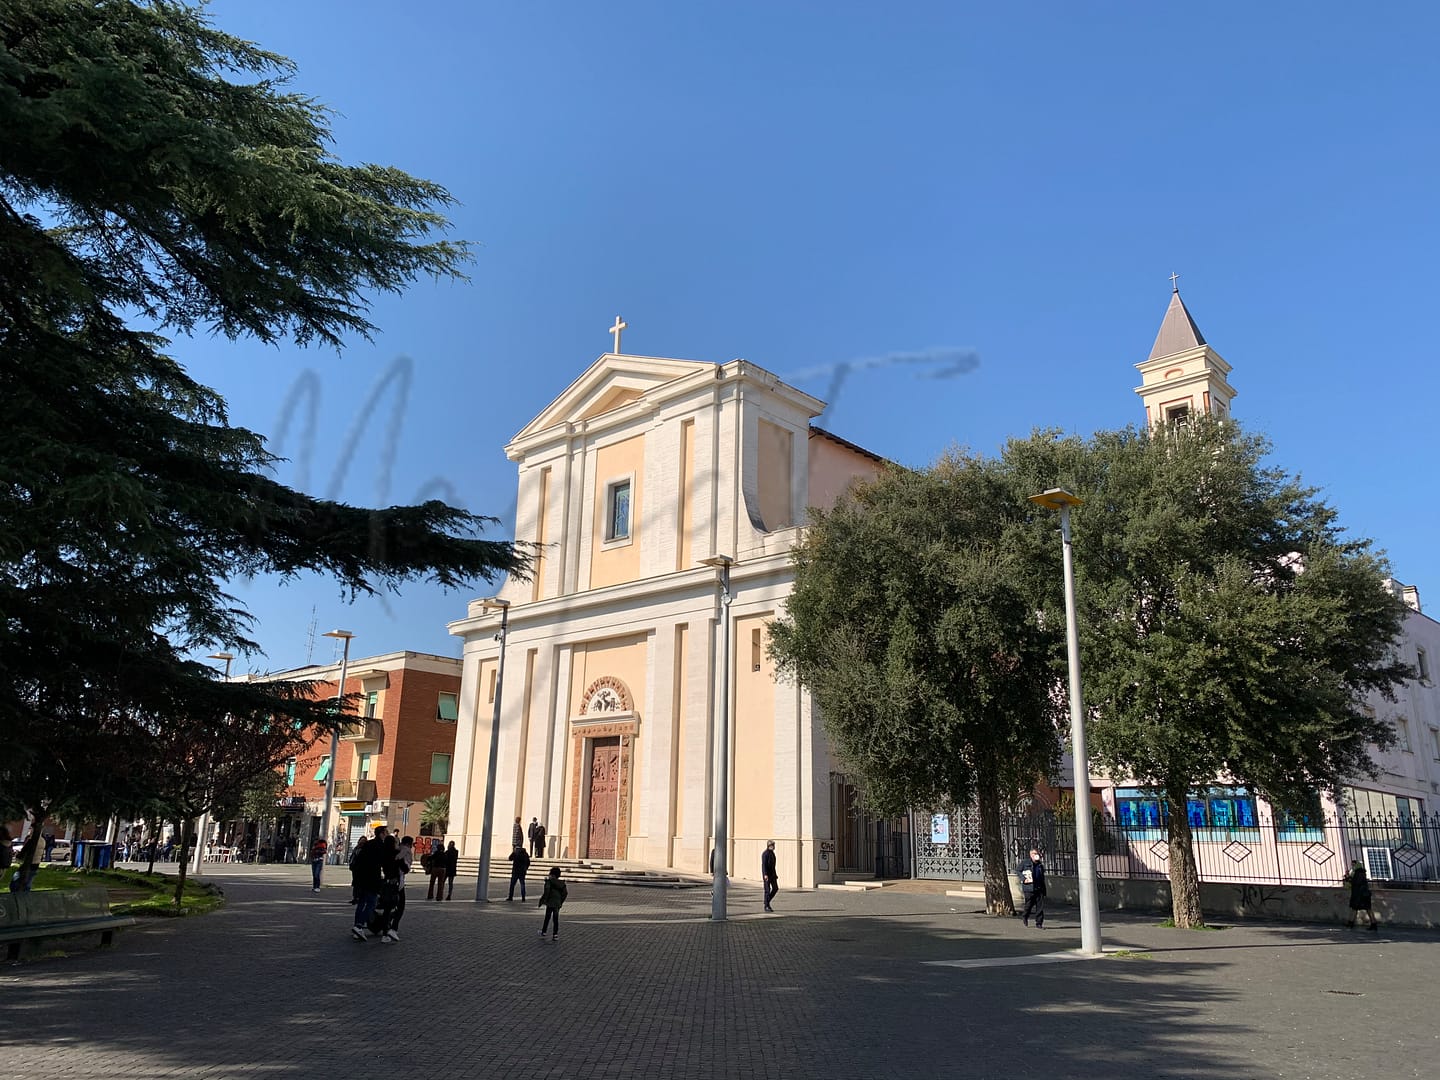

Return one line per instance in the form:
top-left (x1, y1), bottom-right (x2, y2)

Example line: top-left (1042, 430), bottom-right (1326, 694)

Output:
top-left (0, 887), bottom-right (137, 961)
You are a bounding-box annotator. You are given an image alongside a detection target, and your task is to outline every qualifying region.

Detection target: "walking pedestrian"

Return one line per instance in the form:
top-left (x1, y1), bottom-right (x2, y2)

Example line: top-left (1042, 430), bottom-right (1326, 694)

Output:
top-left (379, 836), bottom-right (414, 943)
top-left (425, 841), bottom-right (446, 900)
top-left (309, 836), bottom-right (328, 892)
top-left (761, 840), bottom-right (779, 912)
top-left (538, 867), bottom-right (567, 940)
top-left (348, 835), bottom-right (368, 903)
top-left (1345, 859), bottom-right (1378, 931)
top-left (1021, 848), bottom-right (1046, 928)
top-left (511, 816), bottom-right (524, 852)
top-left (532, 822), bottom-right (547, 859)
top-left (443, 841), bottom-right (459, 900)
top-left (507, 844), bottom-right (531, 901)
top-left (350, 827), bottom-right (387, 941)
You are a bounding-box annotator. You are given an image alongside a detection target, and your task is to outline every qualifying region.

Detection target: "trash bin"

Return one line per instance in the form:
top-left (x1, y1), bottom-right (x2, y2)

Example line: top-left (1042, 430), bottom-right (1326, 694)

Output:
top-left (75, 841), bottom-right (114, 869)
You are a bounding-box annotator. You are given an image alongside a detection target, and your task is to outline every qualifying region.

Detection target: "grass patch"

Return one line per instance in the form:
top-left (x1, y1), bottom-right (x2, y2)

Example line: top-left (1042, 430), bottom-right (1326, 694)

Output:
top-left (1106, 949), bottom-right (1153, 960)
top-left (9, 866), bottom-right (224, 917)
top-left (1157, 919), bottom-right (1227, 930)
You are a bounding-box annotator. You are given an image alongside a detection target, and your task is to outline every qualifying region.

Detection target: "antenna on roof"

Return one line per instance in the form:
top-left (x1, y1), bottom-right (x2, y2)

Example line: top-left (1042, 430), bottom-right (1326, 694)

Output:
top-left (304, 605), bottom-right (318, 665)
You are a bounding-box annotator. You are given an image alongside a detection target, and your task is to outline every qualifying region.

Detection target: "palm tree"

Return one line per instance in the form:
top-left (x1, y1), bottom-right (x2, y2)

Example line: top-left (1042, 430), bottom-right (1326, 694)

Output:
top-left (420, 794), bottom-right (449, 837)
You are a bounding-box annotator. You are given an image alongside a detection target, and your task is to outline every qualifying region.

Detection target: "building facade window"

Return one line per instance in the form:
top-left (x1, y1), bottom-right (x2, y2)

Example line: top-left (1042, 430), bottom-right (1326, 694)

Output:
top-left (1396, 717), bottom-right (1412, 753)
top-left (1417, 647), bottom-right (1430, 682)
top-left (436, 691), bottom-right (459, 722)
top-left (313, 755), bottom-right (330, 782)
top-left (605, 478), bottom-right (632, 542)
top-left (1431, 726), bottom-right (1440, 760)
top-left (364, 690), bottom-right (379, 718)
top-left (358, 752), bottom-right (372, 780)
top-left (1115, 786), bottom-right (1258, 838)
top-left (430, 753), bottom-right (452, 785)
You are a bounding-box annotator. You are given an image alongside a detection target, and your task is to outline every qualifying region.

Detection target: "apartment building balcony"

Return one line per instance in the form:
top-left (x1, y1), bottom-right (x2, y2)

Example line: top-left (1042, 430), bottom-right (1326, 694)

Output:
top-left (333, 778), bottom-right (377, 802)
top-left (339, 718), bottom-right (382, 742)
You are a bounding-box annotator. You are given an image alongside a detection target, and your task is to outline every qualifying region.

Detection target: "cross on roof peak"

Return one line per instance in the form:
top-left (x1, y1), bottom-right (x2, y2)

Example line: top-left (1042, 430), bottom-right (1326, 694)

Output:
top-left (609, 315), bottom-right (627, 354)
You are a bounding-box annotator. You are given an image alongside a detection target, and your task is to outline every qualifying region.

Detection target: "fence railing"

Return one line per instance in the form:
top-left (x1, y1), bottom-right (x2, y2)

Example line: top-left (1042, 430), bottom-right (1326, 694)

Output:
top-left (1003, 812), bottom-right (1440, 887)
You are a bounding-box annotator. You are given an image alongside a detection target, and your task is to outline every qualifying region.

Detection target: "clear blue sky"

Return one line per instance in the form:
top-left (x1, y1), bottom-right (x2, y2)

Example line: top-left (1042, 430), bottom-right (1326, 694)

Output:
top-left (186, 1), bottom-right (1440, 672)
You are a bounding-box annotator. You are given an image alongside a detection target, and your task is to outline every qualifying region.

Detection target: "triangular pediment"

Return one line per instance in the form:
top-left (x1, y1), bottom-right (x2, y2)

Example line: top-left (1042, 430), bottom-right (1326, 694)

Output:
top-left (511, 353), bottom-right (714, 443)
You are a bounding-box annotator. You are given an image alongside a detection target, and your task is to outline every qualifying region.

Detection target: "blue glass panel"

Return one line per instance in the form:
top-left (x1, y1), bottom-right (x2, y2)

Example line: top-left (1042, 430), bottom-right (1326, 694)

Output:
top-left (1187, 799), bottom-right (1207, 828)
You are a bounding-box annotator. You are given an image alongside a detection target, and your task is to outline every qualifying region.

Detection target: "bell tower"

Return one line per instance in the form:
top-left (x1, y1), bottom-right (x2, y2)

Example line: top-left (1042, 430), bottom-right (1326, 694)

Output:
top-left (1134, 282), bottom-right (1236, 426)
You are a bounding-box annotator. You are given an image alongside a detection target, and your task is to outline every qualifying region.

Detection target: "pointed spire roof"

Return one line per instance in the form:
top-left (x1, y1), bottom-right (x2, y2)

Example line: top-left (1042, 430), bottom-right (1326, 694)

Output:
top-left (1148, 289), bottom-right (1207, 361)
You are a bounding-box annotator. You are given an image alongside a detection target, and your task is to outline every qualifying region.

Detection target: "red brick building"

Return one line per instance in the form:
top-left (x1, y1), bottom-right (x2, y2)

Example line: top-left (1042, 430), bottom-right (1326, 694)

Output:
top-left (257, 651), bottom-right (463, 857)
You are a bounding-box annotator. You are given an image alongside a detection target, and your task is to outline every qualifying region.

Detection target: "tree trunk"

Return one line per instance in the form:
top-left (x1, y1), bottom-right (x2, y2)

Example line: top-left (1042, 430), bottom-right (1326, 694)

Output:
top-left (977, 777), bottom-right (1015, 915)
top-left (1166, 789), bottom-right (1205, 928)
top-left (172, 818), bottom-right (195, 906)
top-left (10, 809), bottom-right (47, 892)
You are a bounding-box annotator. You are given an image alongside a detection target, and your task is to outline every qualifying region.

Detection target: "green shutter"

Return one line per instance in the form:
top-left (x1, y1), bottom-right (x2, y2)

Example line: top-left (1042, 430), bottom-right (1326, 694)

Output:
top-left (313, 756), bottom-right (330, 782)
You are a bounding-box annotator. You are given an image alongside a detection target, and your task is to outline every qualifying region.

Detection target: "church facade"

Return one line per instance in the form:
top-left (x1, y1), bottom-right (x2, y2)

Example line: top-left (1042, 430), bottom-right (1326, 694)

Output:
top-left (445, 336), bottom-right (882, 887)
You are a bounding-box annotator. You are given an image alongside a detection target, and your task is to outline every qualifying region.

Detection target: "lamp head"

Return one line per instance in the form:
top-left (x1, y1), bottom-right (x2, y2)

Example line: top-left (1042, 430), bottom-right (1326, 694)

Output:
top-left (321, 629), bottom-right (355, 641)
top-left (480, 597), bottom-right (511, 613)
top-left (1028, 488), bottom-right (1084, 512)
top-left (698, 555), bottom-right (735, 569)
top-left (206, 651), bottom-right (236, 662)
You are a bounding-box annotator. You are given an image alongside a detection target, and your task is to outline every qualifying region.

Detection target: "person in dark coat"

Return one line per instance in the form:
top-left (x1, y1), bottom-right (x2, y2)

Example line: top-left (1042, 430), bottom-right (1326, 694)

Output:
top-left (425, 841), bottom-right (447, 901)
top-left (443, 840), bottom-right (460, 900)
top-left (532, 822), bottom-right (547, 859)
top-left (1021, 848), bottom-right (1046, 928)
top-left (538, 867), bottom-right (567, 940)
top-left (761, 840), bottom-right (779, 912)
top-left (1345, 859), bottom-right (1377, 931)
top-left (349, 827), bottom-right (388, 940)
top-left (507, 844), bottom-right (531, 901)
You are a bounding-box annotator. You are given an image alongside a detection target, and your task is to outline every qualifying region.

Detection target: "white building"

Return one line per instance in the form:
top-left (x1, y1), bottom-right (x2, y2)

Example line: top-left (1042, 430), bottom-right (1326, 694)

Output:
top-left (445, 341), bottom-right (881, 886)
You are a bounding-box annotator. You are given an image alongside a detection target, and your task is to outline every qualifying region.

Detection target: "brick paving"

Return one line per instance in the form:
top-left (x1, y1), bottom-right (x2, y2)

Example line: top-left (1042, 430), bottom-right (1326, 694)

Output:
top-left (1, 864), bottom-right (1436, 1079)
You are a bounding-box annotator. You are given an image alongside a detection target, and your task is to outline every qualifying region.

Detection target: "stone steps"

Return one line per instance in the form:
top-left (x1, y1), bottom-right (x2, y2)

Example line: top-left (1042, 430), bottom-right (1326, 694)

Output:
top-left (453, 855), bottom-right (708, 890)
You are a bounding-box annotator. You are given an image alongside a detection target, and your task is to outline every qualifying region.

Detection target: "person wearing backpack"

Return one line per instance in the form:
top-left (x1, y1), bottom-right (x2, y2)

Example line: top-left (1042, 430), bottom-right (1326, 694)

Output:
top-left (538, 866), bottom-right (567, 939)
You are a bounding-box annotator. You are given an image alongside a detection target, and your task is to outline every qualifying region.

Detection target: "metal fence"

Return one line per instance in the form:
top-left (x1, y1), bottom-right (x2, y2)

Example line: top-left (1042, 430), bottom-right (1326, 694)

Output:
top-left (1003, 812), bottom-right (1440, 888)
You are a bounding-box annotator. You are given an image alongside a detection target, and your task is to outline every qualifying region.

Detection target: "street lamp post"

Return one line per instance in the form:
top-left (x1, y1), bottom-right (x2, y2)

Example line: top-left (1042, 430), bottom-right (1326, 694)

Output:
top-left (319, 630), bottom-right (355, 886)
top-left (191, 652), bottom-right (236, 877)
top-left (474, 598), bottom-right (510, 902)
top-left (1028, 488), bottom-right (1102, 955)
top-left (699, 555), bottom-right (734, 922)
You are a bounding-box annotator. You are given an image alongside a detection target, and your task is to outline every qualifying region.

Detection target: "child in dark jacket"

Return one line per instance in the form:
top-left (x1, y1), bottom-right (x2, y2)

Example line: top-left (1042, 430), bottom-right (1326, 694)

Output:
top-left (538, 867), bottom-right (567, 939)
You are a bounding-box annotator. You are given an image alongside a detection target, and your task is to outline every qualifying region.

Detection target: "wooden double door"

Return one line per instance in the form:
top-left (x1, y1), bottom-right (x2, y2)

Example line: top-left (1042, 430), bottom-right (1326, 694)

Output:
top-left (586, 737), bottom-right (621, 860)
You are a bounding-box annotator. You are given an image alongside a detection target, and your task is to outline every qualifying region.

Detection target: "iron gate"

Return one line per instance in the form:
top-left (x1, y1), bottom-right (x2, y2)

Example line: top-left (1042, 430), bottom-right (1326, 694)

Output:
top-left (915, 805), bottom-right (984, 880)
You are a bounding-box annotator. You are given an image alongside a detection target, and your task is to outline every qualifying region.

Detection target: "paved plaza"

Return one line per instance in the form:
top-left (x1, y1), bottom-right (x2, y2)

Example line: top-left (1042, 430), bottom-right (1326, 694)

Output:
top-left (1, 864), bottom-right (1436, 1079)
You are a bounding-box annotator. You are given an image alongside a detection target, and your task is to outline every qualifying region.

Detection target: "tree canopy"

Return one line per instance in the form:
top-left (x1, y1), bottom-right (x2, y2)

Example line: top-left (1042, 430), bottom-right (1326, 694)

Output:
top-left (770, 452), bottom-right (1063, 913)
top-left (0, 1), bottom-right (530, 844)
top-left (1004, 420), bottom-right (1409, 926)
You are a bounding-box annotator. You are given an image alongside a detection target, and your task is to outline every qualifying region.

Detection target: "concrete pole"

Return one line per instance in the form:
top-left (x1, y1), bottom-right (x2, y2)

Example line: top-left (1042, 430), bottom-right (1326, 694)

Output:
top-left (1059, 503), bottom-right (1103, 955)
top-left (474, 601), bottom-right (510, 902)
top-left (710, 560), bottom-right (733, 921)
top-left (319, 634), bottom-right (353, 884)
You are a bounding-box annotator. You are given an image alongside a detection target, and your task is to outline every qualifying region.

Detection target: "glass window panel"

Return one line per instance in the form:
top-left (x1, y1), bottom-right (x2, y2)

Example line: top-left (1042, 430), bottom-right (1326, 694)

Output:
top-left (365, 691), bottom-right (379, 718)
top-left (313, 756), bottom-right (330, 782)
top-left (430, 753), bottom-right (451, 785)
top-left (1187, 799), bottom-right (1208, 828)
top-left (436, 692), bottom-right (459, 722)
top-left (609, 481), bottom-right (631, 540)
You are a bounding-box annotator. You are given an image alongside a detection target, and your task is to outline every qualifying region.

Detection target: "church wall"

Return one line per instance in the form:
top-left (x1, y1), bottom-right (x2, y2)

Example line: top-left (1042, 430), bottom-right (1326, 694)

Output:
top-left (461, 655), bottom-right (499, 840)
top-left (757, 422), bottom-right (794, 530)
top-left (807, 435), bottom-right (883, 513)
top-left (589, 434), bottom-right (645, 589)
top-left (733, 613), bottom-right (777, 840)
top-left (677, 419), bottom-right (697, 571)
